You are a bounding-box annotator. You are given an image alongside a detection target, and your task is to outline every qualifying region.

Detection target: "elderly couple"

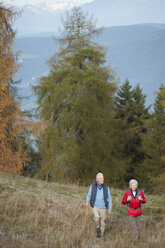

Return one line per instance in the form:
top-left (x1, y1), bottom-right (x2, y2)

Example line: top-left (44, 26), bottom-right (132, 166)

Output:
top-left (86, 172), bottom-right (146, 240)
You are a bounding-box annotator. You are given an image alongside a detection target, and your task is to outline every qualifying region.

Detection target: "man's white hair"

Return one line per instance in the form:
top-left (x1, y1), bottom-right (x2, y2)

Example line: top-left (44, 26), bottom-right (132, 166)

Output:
top-left (129, 179), bottom-right (138, 187)
top-left (96, 172), bottom-right (104, 180)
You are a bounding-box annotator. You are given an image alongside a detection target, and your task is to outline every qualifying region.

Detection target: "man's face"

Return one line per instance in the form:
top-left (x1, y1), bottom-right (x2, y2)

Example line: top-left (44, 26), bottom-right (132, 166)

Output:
top-left (97, 175), bottom-right (104, 185)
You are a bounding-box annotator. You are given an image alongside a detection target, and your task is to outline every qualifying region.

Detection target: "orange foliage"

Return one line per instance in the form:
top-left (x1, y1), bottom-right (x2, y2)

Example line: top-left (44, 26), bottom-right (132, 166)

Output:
top-left (0, 3), bottom-right (34, 174)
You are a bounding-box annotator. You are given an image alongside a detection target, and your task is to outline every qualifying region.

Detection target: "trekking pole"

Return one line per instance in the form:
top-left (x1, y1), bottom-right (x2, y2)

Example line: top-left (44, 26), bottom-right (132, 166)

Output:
top-left (81, 205), bottom-right (89, 232)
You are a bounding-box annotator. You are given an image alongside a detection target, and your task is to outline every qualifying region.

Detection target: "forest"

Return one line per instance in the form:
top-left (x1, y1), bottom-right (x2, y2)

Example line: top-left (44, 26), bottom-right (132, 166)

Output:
top-left (0, 2), bottom-right (165, 194)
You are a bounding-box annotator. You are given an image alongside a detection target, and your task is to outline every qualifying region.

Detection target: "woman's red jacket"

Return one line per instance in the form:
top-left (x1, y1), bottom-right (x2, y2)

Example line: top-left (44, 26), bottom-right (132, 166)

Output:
top-left (122, 188), bottom-right (146, 217)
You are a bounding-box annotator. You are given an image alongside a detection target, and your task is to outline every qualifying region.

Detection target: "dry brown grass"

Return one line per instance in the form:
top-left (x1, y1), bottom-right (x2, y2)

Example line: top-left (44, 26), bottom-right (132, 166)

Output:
top-left (0, 172), bottom-right (165, 248)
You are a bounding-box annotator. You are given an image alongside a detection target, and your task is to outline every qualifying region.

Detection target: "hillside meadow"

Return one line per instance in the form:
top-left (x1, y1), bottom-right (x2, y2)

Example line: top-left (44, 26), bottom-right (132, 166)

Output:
top-left (0, 172), bottom-right (164, 248)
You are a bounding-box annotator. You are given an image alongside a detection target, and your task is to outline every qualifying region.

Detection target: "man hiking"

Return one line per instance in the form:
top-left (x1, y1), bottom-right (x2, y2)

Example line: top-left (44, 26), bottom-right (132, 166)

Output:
top-left (86, 173), bottom-right (112, 238)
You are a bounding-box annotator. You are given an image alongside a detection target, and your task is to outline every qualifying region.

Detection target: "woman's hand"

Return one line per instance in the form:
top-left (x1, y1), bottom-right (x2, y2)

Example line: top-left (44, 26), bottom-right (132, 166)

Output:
top-left (138, 196), bottom-right (143, 201)
top-left (127, 195), bottom-right (132, 201)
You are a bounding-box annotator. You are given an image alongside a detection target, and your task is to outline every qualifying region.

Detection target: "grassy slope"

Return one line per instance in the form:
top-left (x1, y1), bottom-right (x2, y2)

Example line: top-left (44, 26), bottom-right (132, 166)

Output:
top-left (0, 172), bottom-right (164, 248)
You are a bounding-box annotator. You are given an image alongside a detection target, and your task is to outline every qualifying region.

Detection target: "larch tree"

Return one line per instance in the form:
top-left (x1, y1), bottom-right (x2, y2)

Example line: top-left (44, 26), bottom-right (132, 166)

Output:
top-left (0, 2), bottom-right (32, 173)
top-left (34, 7), bottom-right (117, 182)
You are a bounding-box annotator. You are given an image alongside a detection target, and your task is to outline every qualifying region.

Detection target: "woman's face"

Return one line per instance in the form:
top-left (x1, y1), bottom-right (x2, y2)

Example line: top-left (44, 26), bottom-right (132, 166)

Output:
top-left (130, 183), bottom-right (137, 191)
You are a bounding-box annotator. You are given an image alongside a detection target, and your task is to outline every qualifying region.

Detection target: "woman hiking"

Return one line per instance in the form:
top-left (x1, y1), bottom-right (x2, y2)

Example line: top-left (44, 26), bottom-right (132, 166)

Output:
top-left (122, 179), bottom-right (146, 241)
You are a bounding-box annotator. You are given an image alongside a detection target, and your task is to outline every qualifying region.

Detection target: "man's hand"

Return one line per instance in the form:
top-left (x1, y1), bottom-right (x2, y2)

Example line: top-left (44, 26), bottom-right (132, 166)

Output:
top-left (127, 195), bottom-right (132, 201)
top-left (108, 210), bottom-right (111, 215)
top-left (86, 202), bottom-right (89, 207)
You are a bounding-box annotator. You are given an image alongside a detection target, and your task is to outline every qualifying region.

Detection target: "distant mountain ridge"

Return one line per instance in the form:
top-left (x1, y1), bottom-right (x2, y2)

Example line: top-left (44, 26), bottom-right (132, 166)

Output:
top-left (13, 23), bottom-right (165, 111)
top-left (14, 0), bottom-right (165, 35)
top-left (82, 0), bottom-right (165, 26)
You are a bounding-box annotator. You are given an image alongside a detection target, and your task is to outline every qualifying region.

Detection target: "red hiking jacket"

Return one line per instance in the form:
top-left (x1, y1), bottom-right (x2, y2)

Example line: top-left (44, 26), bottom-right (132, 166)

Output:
top-left (122, 188), bottom-right (146, 217)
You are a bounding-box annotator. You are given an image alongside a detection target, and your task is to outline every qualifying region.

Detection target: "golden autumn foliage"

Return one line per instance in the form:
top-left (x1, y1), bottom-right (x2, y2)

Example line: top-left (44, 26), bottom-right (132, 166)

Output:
top-left (0, 3), bottom-right (41, 174)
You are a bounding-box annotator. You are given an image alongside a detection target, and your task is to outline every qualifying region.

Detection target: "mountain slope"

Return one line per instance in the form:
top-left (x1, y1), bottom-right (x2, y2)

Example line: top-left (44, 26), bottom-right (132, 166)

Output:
top-left (14, 24), bottom-right (165, 110)
top-left (99, 24), bottom-right (165, 104)
top-left (0, 171), bottom-right (165, 247)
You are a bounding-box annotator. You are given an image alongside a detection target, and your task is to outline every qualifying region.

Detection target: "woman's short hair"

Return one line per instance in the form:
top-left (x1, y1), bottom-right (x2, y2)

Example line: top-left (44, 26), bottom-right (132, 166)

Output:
top-left (129, 179), bottom-right (138, 187)
top-left (96, 172), bottom-right (104, 180)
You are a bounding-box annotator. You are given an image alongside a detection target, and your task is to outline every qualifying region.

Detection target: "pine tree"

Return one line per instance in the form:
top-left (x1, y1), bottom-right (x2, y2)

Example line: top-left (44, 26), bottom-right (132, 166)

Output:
top-left (34, 7), bottom-right (117, 182)
top-left (141, 85), bottom-right (165, 193)
top-left (113, 80), bottom-right (150, 185)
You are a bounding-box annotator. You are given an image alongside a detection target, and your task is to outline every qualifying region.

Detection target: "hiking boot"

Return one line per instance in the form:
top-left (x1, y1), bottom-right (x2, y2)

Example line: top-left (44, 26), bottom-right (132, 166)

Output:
top-left (96, 227), bottom-right (101, 238)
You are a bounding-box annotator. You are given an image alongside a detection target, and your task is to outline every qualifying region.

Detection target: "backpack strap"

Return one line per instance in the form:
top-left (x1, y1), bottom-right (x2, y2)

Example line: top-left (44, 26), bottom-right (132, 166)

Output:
top-left (137, 188), bottom-right (140, 197)
top-left (137, 188), bottom-right (142, 211)
top-left (126, 189), bottom-right (132, 214)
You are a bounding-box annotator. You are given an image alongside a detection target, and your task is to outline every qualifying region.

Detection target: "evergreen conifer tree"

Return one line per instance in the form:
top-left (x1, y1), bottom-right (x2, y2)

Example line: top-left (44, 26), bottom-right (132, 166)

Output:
top-left (114, 80), bottom-right (150, 185)
top-left (141, 85), bottom-right (165, 192)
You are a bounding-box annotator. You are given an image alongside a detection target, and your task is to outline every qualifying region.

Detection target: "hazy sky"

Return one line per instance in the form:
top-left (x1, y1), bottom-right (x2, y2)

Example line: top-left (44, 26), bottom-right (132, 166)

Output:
top-left (5, 0), bottom-right (93, 7)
